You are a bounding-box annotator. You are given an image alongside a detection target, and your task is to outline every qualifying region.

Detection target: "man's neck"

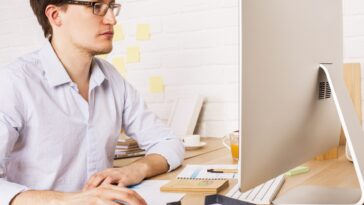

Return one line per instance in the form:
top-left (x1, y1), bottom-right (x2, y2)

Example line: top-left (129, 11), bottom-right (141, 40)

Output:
top-left (50, 37), bottom-right (92, 85)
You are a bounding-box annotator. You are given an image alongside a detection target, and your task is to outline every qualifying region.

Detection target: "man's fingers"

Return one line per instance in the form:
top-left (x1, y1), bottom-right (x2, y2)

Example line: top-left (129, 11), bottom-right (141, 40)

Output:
top-left (110, 185), bottom-right (146, 205)
top-left (86, 173), bottom-right (108, 190)
top-left (101, 176), bottom-right (114, 186)
top-left (83, 174), bottom-right (96, 191)
top-left (100, 185), bottom-right (147, 205)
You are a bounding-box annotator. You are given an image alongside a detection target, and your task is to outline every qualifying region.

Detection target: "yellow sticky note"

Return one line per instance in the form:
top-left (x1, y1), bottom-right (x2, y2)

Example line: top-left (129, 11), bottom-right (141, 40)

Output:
top-left (136, 24), bottom-right (151, 40)
top-left (149, 76), bottom-right (164, 93)
top-left (126, 47), bottom-right (140, 63)
top-left (97, 54), bottom-right (108, 60)
top-left (112, 57), bottom-right (126, 76)
top-left (113, 25), bottom-right (124, 41)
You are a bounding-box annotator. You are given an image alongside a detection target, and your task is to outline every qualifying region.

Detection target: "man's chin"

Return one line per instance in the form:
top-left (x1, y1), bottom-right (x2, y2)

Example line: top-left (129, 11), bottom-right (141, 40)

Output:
top-left (93, 46), bottom-right (113, 56)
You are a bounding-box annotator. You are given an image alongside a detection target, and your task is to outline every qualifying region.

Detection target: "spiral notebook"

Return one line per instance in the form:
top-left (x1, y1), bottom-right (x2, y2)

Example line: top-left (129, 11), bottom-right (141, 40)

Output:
top-left (177, 164), bottom-right (239, 180)
top-left (160, 164), bottom-right (236, 193)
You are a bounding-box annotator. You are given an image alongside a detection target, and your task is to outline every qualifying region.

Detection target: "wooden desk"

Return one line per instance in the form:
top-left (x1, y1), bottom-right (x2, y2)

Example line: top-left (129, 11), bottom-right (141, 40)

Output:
top-left (113, 137), bottom-right (225, 168)
top-left (114, 138), bottom-right (359, 204)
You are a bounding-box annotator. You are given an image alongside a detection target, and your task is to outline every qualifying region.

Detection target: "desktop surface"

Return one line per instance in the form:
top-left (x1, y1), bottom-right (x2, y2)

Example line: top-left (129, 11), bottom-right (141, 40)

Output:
top-left (114, 138), bottom-right (359, 205)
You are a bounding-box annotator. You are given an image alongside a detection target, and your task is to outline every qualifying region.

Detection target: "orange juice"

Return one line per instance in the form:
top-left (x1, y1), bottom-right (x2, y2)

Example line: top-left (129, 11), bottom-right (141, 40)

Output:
top-left (231, 143), bottom-right (239, 160)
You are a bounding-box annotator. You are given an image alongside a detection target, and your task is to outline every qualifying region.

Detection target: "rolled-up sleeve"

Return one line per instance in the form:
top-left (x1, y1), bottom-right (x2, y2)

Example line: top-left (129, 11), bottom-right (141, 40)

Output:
top-left (0, 71), bottom-right (29, 205)
top-left (0, 179), bottom-right (28, 205)
top-left (121, 81), bottom-right (184, 171)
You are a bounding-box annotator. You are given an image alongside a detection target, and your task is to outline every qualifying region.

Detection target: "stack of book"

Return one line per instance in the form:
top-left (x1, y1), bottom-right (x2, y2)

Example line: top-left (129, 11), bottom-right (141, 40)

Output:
top-left (114, 138), bottom-right (145, 159)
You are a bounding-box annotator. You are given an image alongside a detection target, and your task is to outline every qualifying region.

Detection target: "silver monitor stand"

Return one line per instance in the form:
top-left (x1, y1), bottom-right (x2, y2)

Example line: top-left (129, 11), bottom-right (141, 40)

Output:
top-left (274, 64), bottom-right (364, 204)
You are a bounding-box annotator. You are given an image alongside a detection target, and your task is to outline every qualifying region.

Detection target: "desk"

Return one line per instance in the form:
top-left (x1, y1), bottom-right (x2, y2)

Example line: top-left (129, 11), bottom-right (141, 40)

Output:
top-left (114, 138), bottom-right (359, 205)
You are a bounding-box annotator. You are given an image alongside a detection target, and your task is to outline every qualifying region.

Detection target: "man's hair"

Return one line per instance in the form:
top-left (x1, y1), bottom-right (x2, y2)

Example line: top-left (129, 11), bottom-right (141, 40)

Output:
top-left (29, 0), bottom-right (68, 38)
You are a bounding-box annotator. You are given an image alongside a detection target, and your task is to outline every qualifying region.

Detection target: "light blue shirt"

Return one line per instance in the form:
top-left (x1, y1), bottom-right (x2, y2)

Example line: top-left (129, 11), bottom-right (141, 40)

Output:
top-left (0, 42), bottom-right (184, 205)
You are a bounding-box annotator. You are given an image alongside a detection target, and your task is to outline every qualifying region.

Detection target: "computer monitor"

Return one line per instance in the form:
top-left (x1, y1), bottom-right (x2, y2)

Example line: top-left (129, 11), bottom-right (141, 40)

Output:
top-left (239, 0), bottom-right (364, 203)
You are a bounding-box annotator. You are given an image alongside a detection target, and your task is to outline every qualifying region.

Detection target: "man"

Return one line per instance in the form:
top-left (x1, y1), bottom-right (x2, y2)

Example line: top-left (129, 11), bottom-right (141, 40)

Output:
top-left (0, 0), bottom-right (184, 204)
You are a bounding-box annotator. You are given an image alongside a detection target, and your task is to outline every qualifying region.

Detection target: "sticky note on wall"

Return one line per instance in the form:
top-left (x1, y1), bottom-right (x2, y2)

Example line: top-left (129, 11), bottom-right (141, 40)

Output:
top-left (97, 54), bottom-right (108, 60)
top-left (149, 76), bottom-right (164, 93)
top-left (113, 25), bottom-right (124, 41)
top-left (136, 24), bottom-right (151, 40)
top-left (126, 47), bottom-right (140, 63)
top-left (112, 57), bottom-right (126, 76)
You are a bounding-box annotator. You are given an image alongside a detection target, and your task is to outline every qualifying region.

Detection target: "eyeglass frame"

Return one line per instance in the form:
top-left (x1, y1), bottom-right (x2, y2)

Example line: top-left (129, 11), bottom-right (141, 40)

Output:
top-left (65, 0), bottom-right (121, 16)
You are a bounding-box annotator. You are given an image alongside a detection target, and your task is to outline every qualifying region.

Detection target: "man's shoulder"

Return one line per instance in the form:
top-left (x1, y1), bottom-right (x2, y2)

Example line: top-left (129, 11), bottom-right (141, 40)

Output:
top-left (1, 50), bottom-right (42, 82)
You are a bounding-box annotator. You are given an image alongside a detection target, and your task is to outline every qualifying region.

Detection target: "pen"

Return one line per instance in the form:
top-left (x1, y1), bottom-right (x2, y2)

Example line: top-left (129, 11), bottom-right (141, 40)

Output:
top-left (207, 168), bottom-right (238, 173)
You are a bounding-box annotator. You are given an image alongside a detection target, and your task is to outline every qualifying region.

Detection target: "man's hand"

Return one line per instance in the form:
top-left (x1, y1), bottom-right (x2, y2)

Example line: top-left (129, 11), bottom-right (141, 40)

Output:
top-left (84, 154), bottom-right (169, 191)
top-left (11, 185), bottom-right (146, 205)
top-left (64, 185), bottom-right (146, 205)
top-left (83, 166), bottom-right (146, 191)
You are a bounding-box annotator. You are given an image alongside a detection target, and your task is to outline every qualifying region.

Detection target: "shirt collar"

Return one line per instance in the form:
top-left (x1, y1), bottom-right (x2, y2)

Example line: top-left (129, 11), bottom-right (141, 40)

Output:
top-left (90, 59), bottom-right (108, 89)
top-left (39, 41), bottom-right (72, 87)
top-left (39, 41), bottom-right (107, 88)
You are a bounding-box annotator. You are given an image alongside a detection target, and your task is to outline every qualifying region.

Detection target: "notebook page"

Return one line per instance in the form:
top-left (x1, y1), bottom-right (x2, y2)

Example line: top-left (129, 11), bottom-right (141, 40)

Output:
top-left (177, 164), bottom-right (238, 180)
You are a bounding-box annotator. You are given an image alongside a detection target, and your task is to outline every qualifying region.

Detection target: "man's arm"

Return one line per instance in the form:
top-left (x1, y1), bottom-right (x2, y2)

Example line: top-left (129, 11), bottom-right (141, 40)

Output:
top-left (0, 71), bottom-right (30, 205)
top-left (121, 80), bottom-right (185, 171)
top-left (11, 185), bottom-right (146, 205)
top-left (84, 154), bottom-right (169, 190)
top-left (129, 153), bottom-right (170, 179)
top-left (83, 73), bottom-right (184, 190)
top-left (11, 190), bottom-right (64, 205)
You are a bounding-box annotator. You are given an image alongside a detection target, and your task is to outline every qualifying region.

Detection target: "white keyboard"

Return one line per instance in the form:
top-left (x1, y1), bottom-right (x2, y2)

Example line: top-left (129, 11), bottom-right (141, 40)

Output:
top-left (226, 175), bottom-right (285, 205)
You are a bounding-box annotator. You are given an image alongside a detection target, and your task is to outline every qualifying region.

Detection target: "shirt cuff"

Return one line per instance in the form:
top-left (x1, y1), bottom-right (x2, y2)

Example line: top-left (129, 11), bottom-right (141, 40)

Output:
top-left (0, 179), bottom-right (29, 205)
top-left (146, 138), bottom-right (185, 172)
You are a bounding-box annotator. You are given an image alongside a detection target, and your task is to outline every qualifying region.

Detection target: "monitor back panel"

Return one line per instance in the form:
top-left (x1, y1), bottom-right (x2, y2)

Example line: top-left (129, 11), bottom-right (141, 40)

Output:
top-left (240, 0), bottom-right (343, 191)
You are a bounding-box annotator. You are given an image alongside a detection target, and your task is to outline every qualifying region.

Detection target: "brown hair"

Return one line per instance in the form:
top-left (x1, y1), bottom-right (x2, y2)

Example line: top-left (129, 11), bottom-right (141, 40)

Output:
top-left (29, 0), bottom-right (68, 38)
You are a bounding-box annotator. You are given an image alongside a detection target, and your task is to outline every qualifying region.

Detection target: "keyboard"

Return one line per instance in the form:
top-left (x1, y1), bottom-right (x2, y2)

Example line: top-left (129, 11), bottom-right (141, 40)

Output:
top-left (226, 175), bottom-right (285, 205)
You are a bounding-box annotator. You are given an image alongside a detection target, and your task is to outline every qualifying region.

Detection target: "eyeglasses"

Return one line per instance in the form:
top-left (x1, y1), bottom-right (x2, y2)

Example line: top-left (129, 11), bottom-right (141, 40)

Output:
top-left (66, 1), bottom-right (121, 17)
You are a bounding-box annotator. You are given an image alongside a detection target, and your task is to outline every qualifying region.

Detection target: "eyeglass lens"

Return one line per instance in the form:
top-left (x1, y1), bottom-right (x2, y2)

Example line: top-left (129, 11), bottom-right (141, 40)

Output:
top-left (93, 3), bottom-right (121, 16)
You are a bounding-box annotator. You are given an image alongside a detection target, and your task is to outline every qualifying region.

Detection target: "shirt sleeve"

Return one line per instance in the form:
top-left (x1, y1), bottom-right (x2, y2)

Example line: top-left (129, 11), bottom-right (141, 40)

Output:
top-left (121, 81), bottom-right (184, 171)
top-left (0, 70), bottom-right (29, 205)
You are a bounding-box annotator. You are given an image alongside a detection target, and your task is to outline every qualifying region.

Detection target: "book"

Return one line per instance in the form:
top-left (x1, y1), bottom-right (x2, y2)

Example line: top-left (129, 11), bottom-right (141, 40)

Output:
top-left (114, 138), bottom-right (145, 159)
top-left (160, 179), bottom-right (228, 194)
top-left (114, 150), bottom-right (145, 159)
top-left (116, 145), bottom-right (140, 149)
top-left (115, 148), bottom-right (145, 154)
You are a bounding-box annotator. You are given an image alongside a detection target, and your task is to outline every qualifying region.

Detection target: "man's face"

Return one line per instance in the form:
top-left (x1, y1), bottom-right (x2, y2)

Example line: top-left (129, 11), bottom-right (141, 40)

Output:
top-left (60, 0), bottom-right (117, 55)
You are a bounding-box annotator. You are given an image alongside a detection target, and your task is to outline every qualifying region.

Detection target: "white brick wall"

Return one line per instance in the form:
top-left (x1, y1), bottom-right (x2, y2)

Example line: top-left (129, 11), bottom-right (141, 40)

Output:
top-left (0, 1), bottom-right (46, 65)
top-left (2, 0), bottom-right (363, 137)
top-left (0, 0), bottom-right (239, 138)
top-left (114, 0), bottom-right (240, 137)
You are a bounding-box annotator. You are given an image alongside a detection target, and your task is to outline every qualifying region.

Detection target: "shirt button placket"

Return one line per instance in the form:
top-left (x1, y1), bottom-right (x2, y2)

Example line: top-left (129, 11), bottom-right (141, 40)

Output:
top-left (86, 90), bottom-right (98, 177)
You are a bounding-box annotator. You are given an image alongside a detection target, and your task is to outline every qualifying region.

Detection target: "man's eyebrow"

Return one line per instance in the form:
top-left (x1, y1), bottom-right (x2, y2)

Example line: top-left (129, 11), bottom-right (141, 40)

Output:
top-left (96, 0), bottom-right (116, 3)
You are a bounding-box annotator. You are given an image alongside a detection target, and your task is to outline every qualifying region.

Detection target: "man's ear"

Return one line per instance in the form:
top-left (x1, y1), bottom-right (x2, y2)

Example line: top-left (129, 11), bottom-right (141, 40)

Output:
top-left (45, 5), bottom-right (63, 27)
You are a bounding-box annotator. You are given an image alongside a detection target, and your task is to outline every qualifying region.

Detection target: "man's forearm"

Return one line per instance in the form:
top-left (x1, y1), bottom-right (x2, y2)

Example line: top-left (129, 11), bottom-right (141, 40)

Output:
top-left (10, 190), bottom-right (65, 205)
top-left (130, 153), bottom-right (169, 179)
top-left (11, 185), bottom-right (146, 205)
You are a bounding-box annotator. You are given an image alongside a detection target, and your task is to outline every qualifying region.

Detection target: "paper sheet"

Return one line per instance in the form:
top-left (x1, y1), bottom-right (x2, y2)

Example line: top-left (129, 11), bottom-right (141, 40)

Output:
top-left (97, 54), bottom-right (108, 60)
top-left (149, 76), bottom-right (164, 93)
top-left (112, 57), bottom-right (126, 76)
top-left (177, 164), bottom-right (239, 180)
top-left (131, 180), bottom-right (185, 205)
top-left (114, 25), bottom-right (124, 41)
top-left (126, 47), bottom-right (140, 63)
top-left (136, 24), bottom-right (151, 40)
